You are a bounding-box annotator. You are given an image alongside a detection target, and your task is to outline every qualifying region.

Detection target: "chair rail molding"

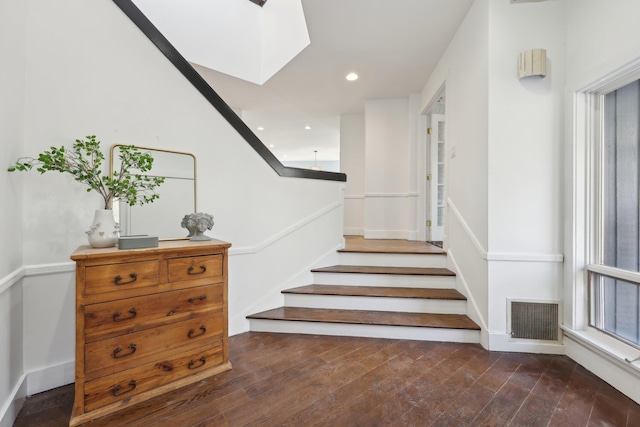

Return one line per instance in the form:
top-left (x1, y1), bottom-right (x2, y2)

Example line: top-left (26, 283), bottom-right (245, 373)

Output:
top-left (448, 198), bottom-right (564, 264)
top-left (0, 267), bottom-right (24, 296)
top-left (229, 200), bottom-right (343, 256)
top-left (364, 192), bottom-right (419, 198)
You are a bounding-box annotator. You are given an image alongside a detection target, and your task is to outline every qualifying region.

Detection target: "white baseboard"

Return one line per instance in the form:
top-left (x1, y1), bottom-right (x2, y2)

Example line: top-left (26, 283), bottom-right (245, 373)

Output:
top-left (26, 360), bottom-right (75, 396)
top-left (447, 250), bottom-right (488, 332)
top-left (0, 360), bottom-right (74, 427)
top-left (564, 328), bottom-right (640, 405)
top-left (0, 374), bottom-right (27, 427)
top-left (343, 227), bottom-right (363, 236)
top-left (480, 329), bottom-right (490, 350)
top-left (364, 229), bottom-right (409, 240)
top-left (488, 332), bottom-right (565, 354)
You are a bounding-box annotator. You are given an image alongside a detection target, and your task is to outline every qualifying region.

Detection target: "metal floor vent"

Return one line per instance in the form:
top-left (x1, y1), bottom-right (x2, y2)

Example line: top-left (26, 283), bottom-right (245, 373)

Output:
top-left (510, 300), bottom-right (559, 341)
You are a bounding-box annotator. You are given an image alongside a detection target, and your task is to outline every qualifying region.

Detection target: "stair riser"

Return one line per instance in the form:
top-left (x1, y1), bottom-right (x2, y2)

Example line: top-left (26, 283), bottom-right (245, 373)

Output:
top-left (312, 272), bottom-right (456, 288)
top-left (337, 253), bottom-right (447, 268)
top-left (283, 294), bottom-right (466, 314)
top-left (248, 319), bottom-right (480, 343)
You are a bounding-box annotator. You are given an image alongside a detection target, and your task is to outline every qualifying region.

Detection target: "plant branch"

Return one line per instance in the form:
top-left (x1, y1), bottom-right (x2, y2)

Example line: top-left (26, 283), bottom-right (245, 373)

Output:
top-left (8, 136), bottom-right (165, 210)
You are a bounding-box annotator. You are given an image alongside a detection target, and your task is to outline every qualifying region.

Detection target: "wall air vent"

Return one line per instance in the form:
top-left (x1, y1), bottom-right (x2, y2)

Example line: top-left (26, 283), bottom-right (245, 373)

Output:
top-left (509, 300), bottom-right (559, 341)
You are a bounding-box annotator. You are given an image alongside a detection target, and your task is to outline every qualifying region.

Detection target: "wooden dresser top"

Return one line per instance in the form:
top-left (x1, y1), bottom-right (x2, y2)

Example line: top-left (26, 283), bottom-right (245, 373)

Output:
top-left (71, 239), bottom-right (232, 261)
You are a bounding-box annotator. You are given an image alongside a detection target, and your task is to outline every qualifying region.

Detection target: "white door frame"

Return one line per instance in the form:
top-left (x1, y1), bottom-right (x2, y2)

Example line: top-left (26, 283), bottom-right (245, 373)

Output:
top-left (429, 113), bottom-right (446, 241)
top-left (418, 83), bottom-right (447, 242)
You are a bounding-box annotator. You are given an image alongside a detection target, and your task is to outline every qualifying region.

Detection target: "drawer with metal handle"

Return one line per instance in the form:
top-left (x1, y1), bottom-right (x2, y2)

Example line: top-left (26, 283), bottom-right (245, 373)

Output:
top-left (84, 284), bottom-right (224, 343)
top-left (84, 315), bottom-right (223, 381)
top-left (167, 254), bottom-right (223, 284)
top-left (83, 344), bottom-right (223, 412)
top-left (84, 260), bottom-right (160, 296)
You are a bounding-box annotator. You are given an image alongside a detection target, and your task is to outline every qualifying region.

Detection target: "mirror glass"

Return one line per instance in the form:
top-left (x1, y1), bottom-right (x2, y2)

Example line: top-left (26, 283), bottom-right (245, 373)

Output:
top-left (110, 145), bottom-right (196, 240)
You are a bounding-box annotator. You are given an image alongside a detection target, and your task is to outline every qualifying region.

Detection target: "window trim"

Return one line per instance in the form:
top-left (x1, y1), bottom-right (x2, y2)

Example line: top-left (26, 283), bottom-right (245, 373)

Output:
top-left (575, 59), bottom-right (640, 352)
top-left (588, 269), bottom-right (640, 350)
top-left (588, 264), bottom-right (640, 285)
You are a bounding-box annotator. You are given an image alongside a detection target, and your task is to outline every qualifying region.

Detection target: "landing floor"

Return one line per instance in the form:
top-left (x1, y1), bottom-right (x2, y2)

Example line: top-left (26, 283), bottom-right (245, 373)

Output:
top-left (341, 235), bottom-right (445, 254)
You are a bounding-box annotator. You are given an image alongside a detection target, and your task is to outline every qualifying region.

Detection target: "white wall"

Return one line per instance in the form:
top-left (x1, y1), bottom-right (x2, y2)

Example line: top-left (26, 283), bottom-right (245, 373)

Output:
top-left (420, 0), bottom-right (566, 353)
top-left (421, 0), bottom-right (490, 331)
top-left (1, 0), bottom-right (345, 423)
top-left (423, 0), bottom-right (489, 251)
top-left (487, 0), bottom-right (565, 256)
top-left (0, 0), bottom-right (27, 425)
top-left (0, 0), bottom-right (27, 276)
top-left (563, 0), bottom-right (640, 405)
top-left (281, 160), bottom-right (340, 172)
top-left (485, 0), bottom-right (566, 351)
top-left (364, 98), bottom-right (413, 239)
top-left (340, 113), bottom-right (365, 235)
top-left (407, 93), bottom-right (422, 241)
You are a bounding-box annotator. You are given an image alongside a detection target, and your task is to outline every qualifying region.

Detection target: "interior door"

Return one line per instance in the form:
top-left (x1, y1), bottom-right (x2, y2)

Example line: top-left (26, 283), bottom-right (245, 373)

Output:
top-left (428, 113), bottom-right (445, 241)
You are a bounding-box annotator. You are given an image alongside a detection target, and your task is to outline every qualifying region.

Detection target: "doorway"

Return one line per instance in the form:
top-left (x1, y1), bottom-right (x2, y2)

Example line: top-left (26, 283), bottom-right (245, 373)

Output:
top-left (425, 89), bottom-right (446, 246)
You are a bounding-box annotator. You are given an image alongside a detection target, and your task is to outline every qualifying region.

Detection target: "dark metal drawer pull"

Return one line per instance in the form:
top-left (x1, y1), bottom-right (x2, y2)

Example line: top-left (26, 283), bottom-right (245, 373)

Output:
top-left (187, 265), bottom-right (206, 275)
top-left (112, 380), bottom-right (137, 397)
top-left (113, 308), bottom-right (137, 322)
top-left (188, 325), bottom-right (206, 338)
top-left (113, 343), bottom-right (137, 359)
top-left (114, 273), bottom-right (138, 285)
top-left (188, 295), bottom-right (207, 303)
top-left (188, 357), bottom-right (206, 370)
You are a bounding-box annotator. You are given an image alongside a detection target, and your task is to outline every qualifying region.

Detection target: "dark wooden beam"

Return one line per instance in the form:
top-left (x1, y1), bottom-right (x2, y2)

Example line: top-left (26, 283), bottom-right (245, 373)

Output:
top-left (112, 0), bottom-right (345, 182)
top-left (249, 0), bottom-right (268, 6)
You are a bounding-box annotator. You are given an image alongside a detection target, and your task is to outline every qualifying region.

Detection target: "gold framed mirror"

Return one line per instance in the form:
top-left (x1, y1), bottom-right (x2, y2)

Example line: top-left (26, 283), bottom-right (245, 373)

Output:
top-left (110, 145), bottom-right (196, 240)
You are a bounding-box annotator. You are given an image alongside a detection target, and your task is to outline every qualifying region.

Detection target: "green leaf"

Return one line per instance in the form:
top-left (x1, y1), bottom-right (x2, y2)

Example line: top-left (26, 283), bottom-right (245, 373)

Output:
top-left (8, 136), bottom-right (164, 209)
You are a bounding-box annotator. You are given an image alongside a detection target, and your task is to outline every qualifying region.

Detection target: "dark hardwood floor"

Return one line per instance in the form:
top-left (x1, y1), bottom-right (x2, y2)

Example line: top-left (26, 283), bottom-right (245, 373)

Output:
top-left (14, 332), bottom-right (640, 426)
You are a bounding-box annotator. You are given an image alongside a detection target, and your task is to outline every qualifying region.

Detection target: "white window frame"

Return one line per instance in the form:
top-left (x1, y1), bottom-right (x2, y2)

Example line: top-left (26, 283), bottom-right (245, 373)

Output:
top-left (567, 59), bottom-right (640, 365)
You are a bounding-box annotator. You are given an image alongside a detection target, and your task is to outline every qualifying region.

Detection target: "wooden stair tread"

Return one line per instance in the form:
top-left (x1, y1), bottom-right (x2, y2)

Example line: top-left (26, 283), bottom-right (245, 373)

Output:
top-left (283, 285), bottom-right (466, 300)
top-left (247, 307), bottom-right (480, 330)
top-left (339, 236), bottom-right (446, 255)
top-left (311, 265), bottom-right (455, 276)
top-left (338, 248), bottom-right (446, 255)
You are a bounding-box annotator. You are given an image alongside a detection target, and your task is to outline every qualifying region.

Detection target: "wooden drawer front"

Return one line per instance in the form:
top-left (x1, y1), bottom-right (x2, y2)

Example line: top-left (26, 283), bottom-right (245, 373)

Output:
top-left (84, 260), bottom-right (159, 296)
top-left (84, 284), bottom-right (224, 343)
top-left (84, 315), bottom-right (223, 380)
top-left (84, 345), bottom-right (223, 412)
top-left (168, 255), bottom-right (222, 284)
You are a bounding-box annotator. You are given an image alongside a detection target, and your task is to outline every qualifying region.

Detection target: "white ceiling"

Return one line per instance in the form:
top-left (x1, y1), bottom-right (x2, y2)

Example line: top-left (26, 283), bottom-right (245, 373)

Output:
top-left (139, 0), bottom-right (474, 162)
top-left (134, 0), bottom-right (311, 85)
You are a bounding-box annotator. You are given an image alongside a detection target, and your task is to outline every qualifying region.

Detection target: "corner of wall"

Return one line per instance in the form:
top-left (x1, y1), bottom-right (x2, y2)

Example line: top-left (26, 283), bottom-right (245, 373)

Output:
top-left (0, 374), bottom-right (27, 427)
top-left (0, 272), bottom-right (25, 427)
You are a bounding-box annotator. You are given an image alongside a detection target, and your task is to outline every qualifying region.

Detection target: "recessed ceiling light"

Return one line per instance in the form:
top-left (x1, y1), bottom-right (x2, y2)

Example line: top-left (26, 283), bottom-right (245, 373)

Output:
top-left (346, 72), bottom-right (358, 81)
top-left (304, 125), bottom-right (311, 130)
top-left (257, 126), bottom-right (264, 131)
top-left (269, 144), bottom-right (275, 148)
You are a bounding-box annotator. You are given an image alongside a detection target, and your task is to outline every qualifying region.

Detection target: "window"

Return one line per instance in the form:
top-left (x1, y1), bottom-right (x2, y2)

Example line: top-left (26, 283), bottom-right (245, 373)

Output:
top-left (589, 78), bottom-right (640, 348)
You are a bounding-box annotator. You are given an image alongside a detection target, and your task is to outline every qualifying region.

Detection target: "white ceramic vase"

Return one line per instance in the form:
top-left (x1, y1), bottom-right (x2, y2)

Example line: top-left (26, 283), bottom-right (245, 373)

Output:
top-left (86, 209), bottom-right (120, 248)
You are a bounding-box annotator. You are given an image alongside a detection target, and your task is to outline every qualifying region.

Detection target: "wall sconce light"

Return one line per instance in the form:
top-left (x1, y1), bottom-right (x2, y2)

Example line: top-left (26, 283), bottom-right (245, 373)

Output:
top-left (518, 48), bottom-right (546, 79)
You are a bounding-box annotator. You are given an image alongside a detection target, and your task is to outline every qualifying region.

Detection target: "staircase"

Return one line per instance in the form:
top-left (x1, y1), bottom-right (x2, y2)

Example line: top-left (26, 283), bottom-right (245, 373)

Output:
top-left (247, 237), bottom-right (481, 343)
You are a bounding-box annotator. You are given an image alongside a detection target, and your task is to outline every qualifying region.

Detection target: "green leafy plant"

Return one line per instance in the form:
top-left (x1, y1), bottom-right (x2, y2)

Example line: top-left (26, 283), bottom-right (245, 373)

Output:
top-left (8, 135), bottom-right (165, 209)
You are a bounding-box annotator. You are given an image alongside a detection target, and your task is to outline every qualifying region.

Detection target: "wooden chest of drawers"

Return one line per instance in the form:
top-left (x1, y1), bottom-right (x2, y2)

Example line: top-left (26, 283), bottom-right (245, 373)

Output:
top-left (69, 240), bottom-right (232, 426)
